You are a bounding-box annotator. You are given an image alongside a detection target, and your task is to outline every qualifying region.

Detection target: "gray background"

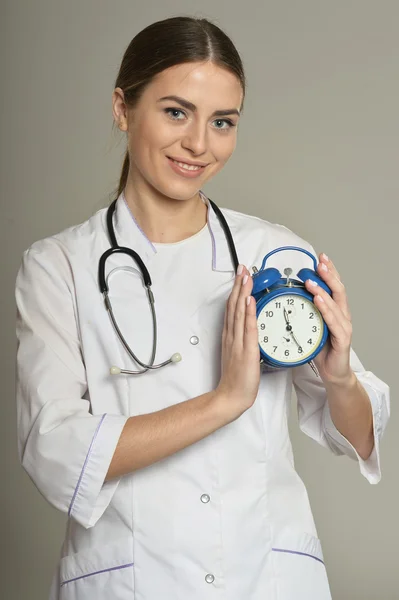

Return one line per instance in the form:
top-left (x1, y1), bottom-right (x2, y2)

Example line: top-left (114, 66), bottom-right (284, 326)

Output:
top-left (1, 1), bottom-right (397, 598)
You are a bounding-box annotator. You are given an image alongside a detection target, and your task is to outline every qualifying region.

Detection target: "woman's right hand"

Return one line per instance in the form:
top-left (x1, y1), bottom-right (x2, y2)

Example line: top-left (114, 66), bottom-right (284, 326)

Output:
top-left (216, 265), bottom-right (261, 418)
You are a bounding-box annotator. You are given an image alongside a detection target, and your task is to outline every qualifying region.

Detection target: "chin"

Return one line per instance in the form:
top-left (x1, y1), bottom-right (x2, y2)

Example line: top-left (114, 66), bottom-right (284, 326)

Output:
top-left (153, 180), bottom-right (204, 202)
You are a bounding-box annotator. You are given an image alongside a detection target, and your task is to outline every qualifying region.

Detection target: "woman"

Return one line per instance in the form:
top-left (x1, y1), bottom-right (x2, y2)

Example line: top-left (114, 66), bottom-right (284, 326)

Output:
top-left (15, 16), bottom-right (389, 600)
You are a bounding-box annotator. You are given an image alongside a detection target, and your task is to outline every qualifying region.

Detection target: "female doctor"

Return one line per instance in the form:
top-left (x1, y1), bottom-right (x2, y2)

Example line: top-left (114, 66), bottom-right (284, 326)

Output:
top-left (15, 16), bottom-right (389, 600)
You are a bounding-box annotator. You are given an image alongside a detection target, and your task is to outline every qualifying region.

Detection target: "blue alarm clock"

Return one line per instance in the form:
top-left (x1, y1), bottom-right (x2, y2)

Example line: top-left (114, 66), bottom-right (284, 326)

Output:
top-left (251, 246), bottom-right (332, 371)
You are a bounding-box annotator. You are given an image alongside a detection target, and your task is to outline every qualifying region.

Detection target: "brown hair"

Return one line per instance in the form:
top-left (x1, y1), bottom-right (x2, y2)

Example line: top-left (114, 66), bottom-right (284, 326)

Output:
top-left (113, 16), bottom-right (246, 198)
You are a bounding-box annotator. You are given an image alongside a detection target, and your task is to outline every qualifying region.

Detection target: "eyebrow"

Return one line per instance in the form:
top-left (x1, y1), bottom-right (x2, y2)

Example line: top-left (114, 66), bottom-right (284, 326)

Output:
top-left (157, 95), bottom-right (241, 117)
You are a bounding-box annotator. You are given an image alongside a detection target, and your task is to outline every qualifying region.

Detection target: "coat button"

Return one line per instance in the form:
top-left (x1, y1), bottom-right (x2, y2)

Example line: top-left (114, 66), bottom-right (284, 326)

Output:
top-left (205, 573), bottom-right (215, 584)
top-left (190, 336), bottom-right (199, 345)
top-left (200, 494), bottom-right (210, 503)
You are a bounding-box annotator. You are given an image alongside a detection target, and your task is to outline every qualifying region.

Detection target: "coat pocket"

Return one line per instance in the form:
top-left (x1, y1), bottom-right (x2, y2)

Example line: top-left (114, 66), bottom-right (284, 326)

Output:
top-left (59, 537), bottom-right (134, 600)
top-left (271, 530), bottom-right (332, 600)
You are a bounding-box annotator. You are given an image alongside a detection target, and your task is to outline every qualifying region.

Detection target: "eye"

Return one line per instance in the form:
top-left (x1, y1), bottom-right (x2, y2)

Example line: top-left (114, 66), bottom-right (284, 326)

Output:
top-left (164, 108), bottom-right (186, 120)
top-left (164, 108), bottom-right (236, 131)
top-left (212, 119), bottom-right (235, 131)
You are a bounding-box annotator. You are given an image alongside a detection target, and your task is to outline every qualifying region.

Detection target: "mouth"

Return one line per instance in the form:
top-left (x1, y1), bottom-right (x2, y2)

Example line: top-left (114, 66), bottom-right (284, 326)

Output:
top-left (166, 156), bottom-right (208, 178)
top-left (167, 156), bottom-right (208, 170)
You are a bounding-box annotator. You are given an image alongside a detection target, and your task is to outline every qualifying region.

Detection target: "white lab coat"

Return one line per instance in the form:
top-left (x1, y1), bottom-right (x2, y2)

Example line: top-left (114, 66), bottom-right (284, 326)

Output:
top-left (15, 192), bottom-right (389, 600)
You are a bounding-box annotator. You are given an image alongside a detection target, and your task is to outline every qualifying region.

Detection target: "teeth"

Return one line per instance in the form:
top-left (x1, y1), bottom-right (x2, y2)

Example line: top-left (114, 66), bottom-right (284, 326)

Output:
top-left (172, 159), bottom-right (203, 171)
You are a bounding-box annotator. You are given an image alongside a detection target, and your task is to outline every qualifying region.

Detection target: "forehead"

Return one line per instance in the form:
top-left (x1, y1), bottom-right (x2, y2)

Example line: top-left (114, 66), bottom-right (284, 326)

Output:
top-left (145, 61), bottom-right (243, 108)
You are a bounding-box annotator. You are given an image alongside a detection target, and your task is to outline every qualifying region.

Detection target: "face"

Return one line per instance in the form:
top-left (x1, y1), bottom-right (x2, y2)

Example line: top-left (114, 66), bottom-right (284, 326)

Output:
top-left (112, 61), bottom-right (243, 201)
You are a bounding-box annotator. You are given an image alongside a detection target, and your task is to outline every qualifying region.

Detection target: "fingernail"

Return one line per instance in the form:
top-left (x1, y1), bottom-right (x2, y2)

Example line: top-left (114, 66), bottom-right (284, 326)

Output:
top-left (322, 253), bottom-right (329, 261)
top-left (308, 279), bottom-right (318, 287)
top-left (316, 294), bottom-right (324, 302)
top-left (237, 264), bottom-right (244, 276)
top-left (242, 274), bottom-right (249, 285)
top-left (246, 296), bottom-right (251, 306)
top-left (320, 263), bottom-right (328, 272)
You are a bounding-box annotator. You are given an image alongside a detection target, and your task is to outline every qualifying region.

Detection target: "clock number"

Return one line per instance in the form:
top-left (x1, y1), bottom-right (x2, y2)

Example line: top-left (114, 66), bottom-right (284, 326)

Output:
top-left (275, 301), bottom-right (281, 308)
top-left (285, 350), bottom-right (290, 356)
top-left (260, 323), bottom-right (266, 330)
top-left (307, 338), bottom-right (313, 345)
top-left (273, 346), bottom-right (278, 353)
top-left (301, 303), bottom-right (305, 309)
top-left (265, 311), bottom-right (274, 317)
top-left (309, 313), bottom-right (314, 319)
top-left (312, 326), bottom-right (317, 332)
top-left (287, 299), bottom-right (294, 305)
top-left (263, 336), bottom-right (268, 343)
top-left (298, 347), bottom-right (303, 354)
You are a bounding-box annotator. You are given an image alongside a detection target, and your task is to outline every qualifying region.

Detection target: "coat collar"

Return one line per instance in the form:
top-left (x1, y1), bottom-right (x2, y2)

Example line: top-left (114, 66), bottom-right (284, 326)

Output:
top-left (110, 190), bottom-right (237, 273)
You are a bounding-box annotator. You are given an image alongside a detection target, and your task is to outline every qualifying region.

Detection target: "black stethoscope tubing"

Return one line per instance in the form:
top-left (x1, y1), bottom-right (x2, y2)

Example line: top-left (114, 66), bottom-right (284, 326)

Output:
top-left (98, 196), bottom-right (239, 375)
top-left (99, 197), bottom-right (239, 294)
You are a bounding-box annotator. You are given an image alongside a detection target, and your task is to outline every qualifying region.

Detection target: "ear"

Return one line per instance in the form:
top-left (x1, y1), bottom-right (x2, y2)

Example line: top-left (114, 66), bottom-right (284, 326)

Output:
top-left (112, 87), bottom-right (128, 131)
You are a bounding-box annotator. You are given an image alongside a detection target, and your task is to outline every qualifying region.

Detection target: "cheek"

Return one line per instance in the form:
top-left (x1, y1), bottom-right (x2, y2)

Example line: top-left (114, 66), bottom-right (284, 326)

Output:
top-left (210, 134), bottom-right (237, 168)
top-left (128, 116), bottom-right (172, 161)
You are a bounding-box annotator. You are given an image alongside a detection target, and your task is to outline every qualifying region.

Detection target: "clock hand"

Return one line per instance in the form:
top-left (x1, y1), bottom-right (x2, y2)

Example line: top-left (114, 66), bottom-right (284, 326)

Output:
top-left (283, 299), bottom-right (320, 378)
top-left (283, 307), bottom-right (301, 348)
top-left (283, 305), bottom-right (319, 376)
top-left (288, 327), bottom-right (320, 378)
top-left (288, 329), bottom-right (302, 349)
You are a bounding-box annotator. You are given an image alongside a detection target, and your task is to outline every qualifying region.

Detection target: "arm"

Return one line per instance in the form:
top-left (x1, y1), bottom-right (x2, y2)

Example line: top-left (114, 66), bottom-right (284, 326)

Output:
top-left (107, 264), bottom-right (260, 479)
top-left (296, 252), bottom-right (389, 483)
top-left (324, 371), bottom-right (373, 460)
top-left (16, 244), bottom-right (128, 529)
top-left (106, 390), bottom-right (231, 480)
top-left (17, 245), bottom-right (258, 522)
top-left (293, 347), bottom-right (389, 483)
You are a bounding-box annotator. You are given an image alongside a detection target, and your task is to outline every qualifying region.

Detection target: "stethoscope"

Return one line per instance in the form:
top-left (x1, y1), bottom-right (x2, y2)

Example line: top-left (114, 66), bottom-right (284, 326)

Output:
top-left (98, 196), bottom-right (239, 376)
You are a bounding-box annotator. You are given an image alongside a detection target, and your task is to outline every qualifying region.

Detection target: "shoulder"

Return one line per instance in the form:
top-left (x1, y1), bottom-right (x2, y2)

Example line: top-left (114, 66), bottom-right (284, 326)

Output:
top-left (21, 206), bottom-right (107, 260)
top-left (220, 205), bottom-right (315, 252)
top-left (17, 207), bottom-right (108, 287)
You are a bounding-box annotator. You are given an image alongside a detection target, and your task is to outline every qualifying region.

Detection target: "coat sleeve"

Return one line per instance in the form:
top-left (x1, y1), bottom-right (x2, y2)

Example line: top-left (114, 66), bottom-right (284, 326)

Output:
top-left (292, 348), bottom-right (390, 484)
top-left (15, 241), bottom-right (128, 529)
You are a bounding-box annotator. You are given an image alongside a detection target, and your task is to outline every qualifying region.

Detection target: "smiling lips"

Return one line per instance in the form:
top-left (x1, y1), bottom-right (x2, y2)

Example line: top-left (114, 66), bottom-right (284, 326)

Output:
top-left (172, 159), bottom-right (203, 171)
top-left (167, 156), bottom-right (208, 178)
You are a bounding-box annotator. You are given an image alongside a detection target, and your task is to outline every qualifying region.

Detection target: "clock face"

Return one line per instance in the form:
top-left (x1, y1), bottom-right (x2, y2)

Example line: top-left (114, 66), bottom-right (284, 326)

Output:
top-left (257, 293), bottom-right (324, 364)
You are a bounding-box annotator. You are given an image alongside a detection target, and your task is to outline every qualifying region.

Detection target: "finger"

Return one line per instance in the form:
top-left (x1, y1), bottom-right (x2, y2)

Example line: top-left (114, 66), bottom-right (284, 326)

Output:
top-left (221, 303), bottom-right (228, 351)
top-left (317, 253), bottom-right (348, 312)
top-left (319, 253), bottom-right (341, 280)
top-left (233, 269), bottom-right (254, 345)
top-left (226, 265), bottom-right (247, 338)
top-left (313, 261), bottom-right (351, 321)
top-left (313, 294), bottom-right (352, 351)
top-left (243, 295), bottom-right (259, 354)
top-left (307, 282), bottom-right (353, 344)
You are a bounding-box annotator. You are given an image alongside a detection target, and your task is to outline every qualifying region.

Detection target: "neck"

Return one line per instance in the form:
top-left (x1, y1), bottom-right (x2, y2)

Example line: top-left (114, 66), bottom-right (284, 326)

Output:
top-left (123, 179), bottom-right (208, 244)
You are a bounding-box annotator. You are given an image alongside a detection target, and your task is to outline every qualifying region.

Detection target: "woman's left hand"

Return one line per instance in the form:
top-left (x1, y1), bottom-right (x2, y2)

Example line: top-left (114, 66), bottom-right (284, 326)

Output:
top-left (304, 253), bottom-right (353, 385)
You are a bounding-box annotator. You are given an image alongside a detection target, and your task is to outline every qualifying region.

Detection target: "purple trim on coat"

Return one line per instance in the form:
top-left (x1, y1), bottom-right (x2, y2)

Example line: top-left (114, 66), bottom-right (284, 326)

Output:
top-left (122, 193), bottom-right (157, 252)
top-left (272, 547), bottom-right (324, 565)
top-left (68, 413), bottom-right (107, 517)
top-left (60, 562), bottom-right (134, 586)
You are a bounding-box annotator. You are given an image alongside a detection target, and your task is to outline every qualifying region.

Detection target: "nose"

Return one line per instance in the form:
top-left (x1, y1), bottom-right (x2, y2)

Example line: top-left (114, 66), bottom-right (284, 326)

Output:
top-left (181, 120), bottom-right (207, 156)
